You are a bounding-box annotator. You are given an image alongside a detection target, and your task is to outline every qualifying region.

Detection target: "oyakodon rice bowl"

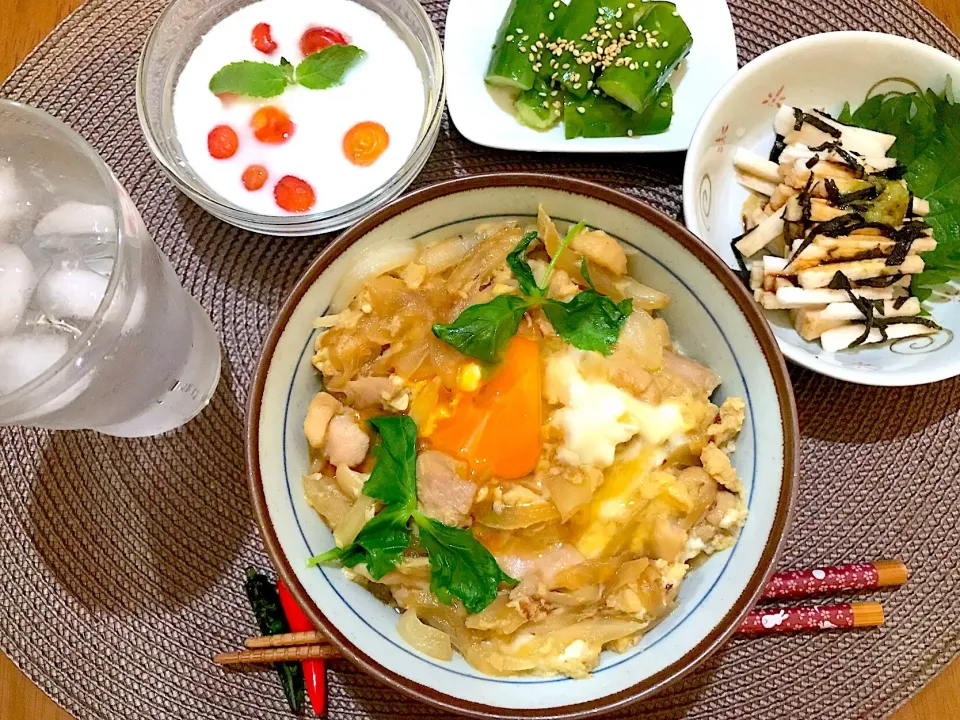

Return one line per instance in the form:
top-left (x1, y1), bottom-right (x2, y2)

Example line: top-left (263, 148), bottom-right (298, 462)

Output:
top-left (249, 175), bottom-right (798, 718)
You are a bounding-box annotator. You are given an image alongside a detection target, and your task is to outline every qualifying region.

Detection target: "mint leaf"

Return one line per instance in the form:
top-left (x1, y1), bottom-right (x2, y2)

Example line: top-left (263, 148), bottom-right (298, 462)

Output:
top-left (414, 513), bottom-right (517, 614)
top-left (296, 45), bottom-right (366, 90)
top-left (432, 294), bottom-right (531, 363)
top-left (542, 291), bottom-right (633, 355)
top-left (279, 56), bottom-right (295, 83)
top-left (209, 61), bottom-right (290, 98)
top-left (506, 232), bottom-right (542, 297)
top-left (363, 416), bottom-right (418, 509)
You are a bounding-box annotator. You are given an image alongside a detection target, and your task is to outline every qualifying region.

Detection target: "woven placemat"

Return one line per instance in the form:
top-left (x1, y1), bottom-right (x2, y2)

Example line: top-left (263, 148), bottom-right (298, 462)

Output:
top-left (1, 1), bottom-right (959, 718)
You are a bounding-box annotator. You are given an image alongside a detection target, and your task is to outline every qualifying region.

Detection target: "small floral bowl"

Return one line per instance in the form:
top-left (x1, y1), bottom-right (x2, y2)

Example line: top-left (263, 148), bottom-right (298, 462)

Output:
top-left (683, 32), bottom-right (960, 386)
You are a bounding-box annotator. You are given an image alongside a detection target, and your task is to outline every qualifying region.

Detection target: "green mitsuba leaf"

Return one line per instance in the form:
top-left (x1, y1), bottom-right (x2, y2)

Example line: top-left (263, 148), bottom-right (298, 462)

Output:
top-left (432, 294), bottom-right (531, 363)
top-left (542, 292), bottom-right (633, 355)
top-left (363, 416), bottom-right (418, 509)
top-left (505, 231), bottom-right (542, 297)
top-left (209, 61), bottom-right (290, 98)
top-left (296, 45), bottom-right (366, 90)
top-left (414, 514), bottom-right (517, 614)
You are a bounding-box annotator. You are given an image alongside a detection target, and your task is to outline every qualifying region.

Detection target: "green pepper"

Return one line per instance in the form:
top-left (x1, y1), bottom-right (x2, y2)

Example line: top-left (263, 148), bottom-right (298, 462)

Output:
top-left (486, 0), bottom-right (565, 91)
top-left (596, 2), bottom-right (692, 113)
top-left (564, 83), bottom-right (673, 139)
top-left (243, 568), bottom-right (305, 713)
top-left (515, 77), bottom-right (564, 130)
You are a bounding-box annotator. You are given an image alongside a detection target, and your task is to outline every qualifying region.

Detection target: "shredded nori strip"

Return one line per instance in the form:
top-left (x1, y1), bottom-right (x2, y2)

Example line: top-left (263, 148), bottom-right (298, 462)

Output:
top-left (730, 233), bottom-right (750, 287)
top-left (799, 175), bottom-right (815, 226)
top-left (813, 213), bottom-right (865, 238)
top-left (805, 156), bottom-right (820, 169)
top-left (799, 111), bottom-right (843, 138)
top-left (831, 145), bottom-right (866, 177)
top-left (769, 134), bottom-right (787, 163)
top-left (857, 273), bottom-right (903, 288)
top-left (812, 108), bottom-right (837, 121)
top-left (872, 165), bottom-right (908, 180)
top-left (809, 141), bottom-right (839, 153)
top-left (793, 107), bottom-right (805, 131)
top-left (886, 222), bottom-right (929, 266)
top-left (784, 220), bottom-right (805, 245)
top-left (824, 179), bottom-right (879, 207)
top-left (882, 316), bottom-right (940, 330)
top-left (893, 295), bottom-right (909, 310)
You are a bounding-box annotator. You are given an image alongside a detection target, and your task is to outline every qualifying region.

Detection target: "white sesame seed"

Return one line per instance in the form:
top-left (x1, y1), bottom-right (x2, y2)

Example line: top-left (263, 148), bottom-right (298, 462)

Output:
top-left (543, 101), bottom-right (550, 108)
top-left (519, 46), bottom-right (527, 52)
top-left (522, 35), bottom-right (529, 40)
top-left (656, 60), bottom-right (662, 68)
top-left (529, 52), bottom-right (536, 61)
top-left (627, 2), bottom-right (635, 7)
top-left (615, 21), bottom-right (623, 28)
top-left (551, 90), bottom-right (558, 96)
top-left (660, 101), bottom-right (669, 107)
top-left (516, 27), bottom-right (523, 33)
top-left (663, 41), bottom-right (669, 47)
top-left (506, 34), bottom-right (514, 41)
top-left (573, 83), bottom-right (582, 89)
top-left (643, 60), bottom-right (650, 67)
top-left (562, 62), bottom-right (570, 69)
top-left (586, 80), bottom-right (594, 88)
top-left (577, 106), bottom-right (586, 114)
top-left (548, 11), bottom-right (555, 20)
top-left (553, 0), bottom-right (560, 6)
top-left (627, 129), bottom-right (634, 136)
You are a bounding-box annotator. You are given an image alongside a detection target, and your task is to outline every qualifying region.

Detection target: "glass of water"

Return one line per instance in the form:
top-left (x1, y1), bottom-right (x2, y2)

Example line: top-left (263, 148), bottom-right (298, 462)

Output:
top-left (0, 100), bottom-right (221, 437)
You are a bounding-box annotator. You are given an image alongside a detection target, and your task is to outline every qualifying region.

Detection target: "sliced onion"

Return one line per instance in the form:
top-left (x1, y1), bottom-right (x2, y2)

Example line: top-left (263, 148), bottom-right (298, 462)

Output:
top-left (334, 494), bottom-right (376, 548)
top-left (397, 609), bottom-right (453, 661)
top-left (330, 238), bottom-right (418, 313)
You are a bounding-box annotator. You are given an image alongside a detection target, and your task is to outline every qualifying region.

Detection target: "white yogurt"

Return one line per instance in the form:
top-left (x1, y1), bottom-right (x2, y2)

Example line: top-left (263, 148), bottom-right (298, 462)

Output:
top-left (173, 0), bottom-right (426, 215)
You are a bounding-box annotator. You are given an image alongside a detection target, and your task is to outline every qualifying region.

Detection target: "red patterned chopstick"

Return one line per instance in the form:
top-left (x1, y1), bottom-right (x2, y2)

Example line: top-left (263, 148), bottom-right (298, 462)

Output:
top-left (761, 560), bottom-right (908, 600)
top-left (738, 602), bottom-right (884, 634)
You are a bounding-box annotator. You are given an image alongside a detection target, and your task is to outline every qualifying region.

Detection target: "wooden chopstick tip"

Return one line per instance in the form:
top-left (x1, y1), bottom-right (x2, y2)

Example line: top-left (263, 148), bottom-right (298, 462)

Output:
top-left (874, 560), bottom-right (909, 588)
top-left (851, 601), bottom-right (885, 628)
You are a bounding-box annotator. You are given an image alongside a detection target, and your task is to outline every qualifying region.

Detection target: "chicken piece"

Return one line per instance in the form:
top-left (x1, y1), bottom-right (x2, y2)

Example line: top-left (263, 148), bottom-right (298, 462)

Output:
top-left (499, 544), bottom-right (586, 594)
top-left (325, 415), bottom-right (370, 468)
top-left (707, 397), bottom-right (745, 450)
top-left (570, 230), bottom-right (628, 275)
top-left (700, 443), bottom-right (740, 492)
top-left (416, 450), bottom-right (477, 527)
top-left (304, 392), bottom-right (342, 449)
top-left (662, 350), bottom-right (720, 396)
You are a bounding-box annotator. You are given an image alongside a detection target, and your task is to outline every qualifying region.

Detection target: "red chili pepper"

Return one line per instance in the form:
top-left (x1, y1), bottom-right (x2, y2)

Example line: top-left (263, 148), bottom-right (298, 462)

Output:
top-left (277, 578), bottom-right (326, 717)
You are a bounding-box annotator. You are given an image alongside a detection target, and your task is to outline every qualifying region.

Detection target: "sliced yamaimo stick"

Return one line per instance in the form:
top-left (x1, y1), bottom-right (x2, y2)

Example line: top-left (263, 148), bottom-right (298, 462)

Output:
top-left (796, 255), bottom-right (924, 288)
top-left (820, 322), bottom-right (937, 352)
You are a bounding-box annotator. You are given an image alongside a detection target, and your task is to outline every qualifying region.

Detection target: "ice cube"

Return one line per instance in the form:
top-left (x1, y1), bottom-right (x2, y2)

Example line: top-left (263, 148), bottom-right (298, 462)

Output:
top-left (36, 266), bottom-right (109, 321)
top-left (0, 163), bottom-right (30, 239)
top-left (34, 201), bottom-right (116, 237)
top-left (0, 243), bottom-right (38, 335)
top-left (0, 331), bottom-right (69, 395)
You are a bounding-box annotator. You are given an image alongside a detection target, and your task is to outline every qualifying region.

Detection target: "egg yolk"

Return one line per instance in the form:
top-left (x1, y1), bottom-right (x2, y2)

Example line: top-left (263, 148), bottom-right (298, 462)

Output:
top-left (429, 336), bottom-right (542, 480)
top-left (343, 121), bottom-right (389, 166)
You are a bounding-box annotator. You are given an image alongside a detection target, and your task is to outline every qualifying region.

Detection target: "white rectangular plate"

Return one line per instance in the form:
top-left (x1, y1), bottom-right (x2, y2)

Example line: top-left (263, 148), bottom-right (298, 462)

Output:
top-left (444, 0), bottom-right (738, 153)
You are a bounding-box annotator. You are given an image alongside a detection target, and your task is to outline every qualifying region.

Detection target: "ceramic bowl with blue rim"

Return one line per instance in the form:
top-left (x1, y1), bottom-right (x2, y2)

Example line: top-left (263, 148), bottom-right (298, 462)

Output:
top-left (248, 174), bottom-right (799, 719)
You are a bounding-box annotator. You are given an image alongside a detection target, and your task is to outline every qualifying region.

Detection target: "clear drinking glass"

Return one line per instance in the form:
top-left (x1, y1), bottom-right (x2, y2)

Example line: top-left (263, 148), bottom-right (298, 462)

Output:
top-left (0, 100), bottom-right (221, 437)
